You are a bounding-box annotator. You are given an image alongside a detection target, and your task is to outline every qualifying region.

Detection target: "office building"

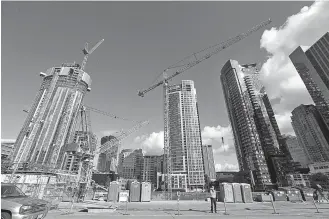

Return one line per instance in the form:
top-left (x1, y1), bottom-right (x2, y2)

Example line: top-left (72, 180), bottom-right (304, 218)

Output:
top-left (309, 162), bottom-right (329, 177)
top-left (291, 104), bottom-right (329, 163)
top-left (289, 32), bottom-right (329, 127)
top-left (12, 63), bottom-right (92, 170)
top-left (167, 80), bottom-right (204, 190)
top-left (97, 135), bottom-right (120, 173)
top-left (97, 153), bottom-right (107, 172)
top-left (118, 149), bottom-right (143, 180)
top-left (283, 135), bottom-right (310, 168)
top-left (221, 60), bottom-right (293, 190)
top-left (202, 145), bottom-right (216, 180)
top-left (286, 173), bottom-right (311, 187)
top-left (216, 171), bottom-right (239, 182)
top-left (142, 155), bottom-right (164, 188)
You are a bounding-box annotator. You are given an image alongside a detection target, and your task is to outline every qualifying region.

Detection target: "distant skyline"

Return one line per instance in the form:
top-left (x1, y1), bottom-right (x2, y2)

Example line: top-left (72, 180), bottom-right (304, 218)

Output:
top-left (2, 1), bottom-right (328, 171)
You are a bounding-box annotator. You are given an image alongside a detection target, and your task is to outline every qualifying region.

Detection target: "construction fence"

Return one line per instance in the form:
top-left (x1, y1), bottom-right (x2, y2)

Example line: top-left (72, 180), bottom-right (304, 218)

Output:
top-left (1, 173), bottom-right (94, 208)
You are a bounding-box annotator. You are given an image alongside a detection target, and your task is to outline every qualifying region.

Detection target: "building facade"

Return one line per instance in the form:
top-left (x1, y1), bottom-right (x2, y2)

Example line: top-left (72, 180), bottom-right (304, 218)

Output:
top-left (167, 80), bottom-right (205, 190)
top-left (309, 162), bottom-right (329, 177)
top-left (202, 145), bottom-right (216, 180)
top-left (221, 60), bottom-right (276, 190)
top-left (97, 135), bottom-right (120, 173)
top-left (215, 171), bottom-right (239, 182)
top-left (118, 149), bottom-right (143, 180)
top-left (262, 94), bottom-right (293, 161)
top-left (12, 63), bottom-right (92, 170)
top-left (289, 32), bottom-right (329, 128)
top-left (283, 135), bottom-right (310, 168)
top-left (286, 173), bottom-right (311, 187)
top-left (291, 104), bottom-right (329, 163)
top-left (142, 155), bottom-right (163, 188)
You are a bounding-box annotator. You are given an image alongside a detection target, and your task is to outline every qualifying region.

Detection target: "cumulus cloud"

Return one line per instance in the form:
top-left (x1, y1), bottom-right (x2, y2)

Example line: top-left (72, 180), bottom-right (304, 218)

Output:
top-left (132, 126), bottom-right (239, 170)
top-left (260, 0), bottom-right (329, 134)
top-left (201, 125), bottom-right (239, 172)
top-left (201, 125), bottom-right (232, 148)
top-left (134, 131), bottom-right (164, 156)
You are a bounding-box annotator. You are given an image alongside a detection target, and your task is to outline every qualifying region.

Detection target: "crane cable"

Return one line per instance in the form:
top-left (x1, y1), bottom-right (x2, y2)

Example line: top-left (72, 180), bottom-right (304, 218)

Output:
top-left (83, 105), bottom-right (139, 123)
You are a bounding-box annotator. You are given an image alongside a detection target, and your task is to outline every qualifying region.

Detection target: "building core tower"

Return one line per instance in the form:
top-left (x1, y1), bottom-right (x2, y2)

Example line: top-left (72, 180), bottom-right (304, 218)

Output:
top-left (12, 63), bottom-right (92, 170)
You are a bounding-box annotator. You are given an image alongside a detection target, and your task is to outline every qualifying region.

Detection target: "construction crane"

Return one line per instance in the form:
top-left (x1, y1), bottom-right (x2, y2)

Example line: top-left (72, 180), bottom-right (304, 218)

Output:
top-left (137, 19), bottom-right (272, 199)
top-left (81, 39), bottom-right (104, 71)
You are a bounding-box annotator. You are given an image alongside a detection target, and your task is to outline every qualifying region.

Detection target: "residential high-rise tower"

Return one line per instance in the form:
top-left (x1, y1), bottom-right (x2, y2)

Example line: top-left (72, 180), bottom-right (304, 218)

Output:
top-left (221, 60), bottom-right (292, 190)
top-left (167, 80), bottom-right (204, 191)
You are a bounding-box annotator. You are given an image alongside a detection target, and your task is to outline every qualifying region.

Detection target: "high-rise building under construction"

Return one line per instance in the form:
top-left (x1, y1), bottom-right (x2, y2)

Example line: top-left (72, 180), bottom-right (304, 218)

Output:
top-left (167, 80), bottom-right (204, 191)
top-left (12, 63), bottom-right (92, 170)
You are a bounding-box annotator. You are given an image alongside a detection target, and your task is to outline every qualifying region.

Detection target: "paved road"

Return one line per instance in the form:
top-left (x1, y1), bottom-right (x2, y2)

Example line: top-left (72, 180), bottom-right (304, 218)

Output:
top-left (45, 200), bottom-right (329, 219)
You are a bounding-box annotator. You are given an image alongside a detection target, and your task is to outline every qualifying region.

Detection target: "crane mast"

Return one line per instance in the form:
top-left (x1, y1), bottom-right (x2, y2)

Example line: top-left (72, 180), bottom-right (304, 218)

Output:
top-left (162, 71), bottom-right (172, 199)
top-left (137, 19), bottom-right (271, 198)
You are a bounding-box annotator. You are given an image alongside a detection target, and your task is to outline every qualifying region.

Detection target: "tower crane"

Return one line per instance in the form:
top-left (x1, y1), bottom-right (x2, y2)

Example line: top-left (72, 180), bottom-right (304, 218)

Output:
top-left (81, 39), bottom-right (104, 71)
top-left (137, 19), bottom-right (272, 199)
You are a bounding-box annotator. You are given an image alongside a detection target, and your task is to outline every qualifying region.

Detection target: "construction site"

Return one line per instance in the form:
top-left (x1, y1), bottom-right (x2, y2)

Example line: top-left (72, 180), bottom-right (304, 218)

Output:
top-left (1, 18), bottom-right (273, 207)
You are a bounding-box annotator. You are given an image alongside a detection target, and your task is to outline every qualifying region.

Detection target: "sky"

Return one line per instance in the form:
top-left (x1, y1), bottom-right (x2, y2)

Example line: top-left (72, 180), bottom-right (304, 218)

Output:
top-left (2, 1), bottom-right (329, 172)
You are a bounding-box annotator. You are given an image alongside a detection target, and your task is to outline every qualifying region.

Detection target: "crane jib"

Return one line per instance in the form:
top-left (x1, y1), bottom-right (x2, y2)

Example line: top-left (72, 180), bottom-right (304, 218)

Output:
top-left (137, 18), bottom-right (271, 97)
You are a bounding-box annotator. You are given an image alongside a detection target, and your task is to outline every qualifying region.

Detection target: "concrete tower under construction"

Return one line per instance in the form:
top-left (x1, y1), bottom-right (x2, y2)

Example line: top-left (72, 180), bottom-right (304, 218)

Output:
top-left (12, 63), bottom-right (92, 170)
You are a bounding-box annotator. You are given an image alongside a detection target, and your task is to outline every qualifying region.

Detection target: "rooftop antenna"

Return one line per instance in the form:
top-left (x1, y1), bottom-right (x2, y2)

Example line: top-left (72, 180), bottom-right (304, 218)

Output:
top-left (81, 39), bottom-right (104, 71)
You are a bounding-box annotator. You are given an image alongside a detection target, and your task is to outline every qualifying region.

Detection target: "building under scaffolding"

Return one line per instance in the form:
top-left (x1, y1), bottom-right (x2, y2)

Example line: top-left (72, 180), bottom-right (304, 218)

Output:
top-left (3, 62), bottom-right (96, 204)
top-left (12, 63), bottom-right (92, 170)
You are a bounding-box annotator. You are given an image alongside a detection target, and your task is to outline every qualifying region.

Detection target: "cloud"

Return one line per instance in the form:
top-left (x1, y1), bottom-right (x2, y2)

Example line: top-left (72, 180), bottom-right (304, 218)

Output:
top-left (1, 139), bottom-right (16, 143)
top-left (259, 0), bottom-right (329, 134)
top-left (132, 125), bottom-right (239, 170)
top-left (134, 131), bottom-right (164, 156)
top-left (201, 125), bottom-right (239, 171)
top-left (215, 163), bottom-right (239, 172)
top-left (201, 125), bottom-right (234, 154)
top-left (201, 125), bottom-right (232, 147)
top-left (275, 112), bottom-right (296, 136)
